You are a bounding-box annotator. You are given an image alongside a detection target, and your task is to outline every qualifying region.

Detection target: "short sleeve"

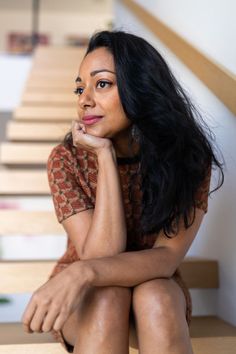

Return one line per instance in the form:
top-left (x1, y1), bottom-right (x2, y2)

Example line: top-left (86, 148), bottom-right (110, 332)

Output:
top-left (47, 144), bottom-right (94, 223)
top-left (194, 166), bottom-right (211, 213)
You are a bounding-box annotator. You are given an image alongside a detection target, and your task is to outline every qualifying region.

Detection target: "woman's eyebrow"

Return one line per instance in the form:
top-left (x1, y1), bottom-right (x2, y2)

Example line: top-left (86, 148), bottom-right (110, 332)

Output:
top-left (75, 69), bottom-right (115, 82)
top-left (90, 69), bottom-right (116, 76)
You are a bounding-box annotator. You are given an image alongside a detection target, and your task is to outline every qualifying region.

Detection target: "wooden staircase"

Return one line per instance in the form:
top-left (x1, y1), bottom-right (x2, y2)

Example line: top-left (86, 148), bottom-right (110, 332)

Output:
top-left (0, 45), bottom-right (235, 354)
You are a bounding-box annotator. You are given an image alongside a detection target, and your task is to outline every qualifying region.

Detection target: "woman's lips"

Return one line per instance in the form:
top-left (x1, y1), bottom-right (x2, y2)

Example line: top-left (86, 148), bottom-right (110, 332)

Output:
top-left (82, 115), bottom-right (103, 125)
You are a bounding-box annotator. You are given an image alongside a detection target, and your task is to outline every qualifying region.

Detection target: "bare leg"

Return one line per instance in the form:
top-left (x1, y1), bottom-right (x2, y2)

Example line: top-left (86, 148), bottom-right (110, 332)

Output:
top-left (61, 286), bottom-right (131, 354)
top-left (132, 278), bottom-right (193, 354)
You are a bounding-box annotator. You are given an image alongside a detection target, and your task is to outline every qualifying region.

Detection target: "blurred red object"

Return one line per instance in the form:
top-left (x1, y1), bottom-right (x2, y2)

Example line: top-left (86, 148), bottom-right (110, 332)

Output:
top-left (0, 202), bottom-right (20, 209)
top-left (7, 32), bottom-right (50, 54)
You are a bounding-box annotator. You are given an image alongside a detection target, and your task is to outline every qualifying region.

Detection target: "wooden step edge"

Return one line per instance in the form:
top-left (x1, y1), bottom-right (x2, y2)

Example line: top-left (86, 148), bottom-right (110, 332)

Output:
top-left (6, 121), bottom-right (69, 142)
top-left (191, 336), bottom-right (236, 354)
top-left (0, 258), bottom-right (219, 294)
top-left (13, 107), bottom-right (77, 120)
top-left (0, 210), bottom-right (63, 235)
top-left (0, 322), bottom-right (236, 354)
top-left (0, 142), bottom-right (55, 165)
top-left (179, 257), bottom-right (219, 288)
top-left (190, 316), bottom-right (236, 338)
top-left (0, 343), bottom-right (65, 354)
top-left (0, 170), bottom-right (49, 195)
top-left (1, 318), bottom-right (234, 339)
top-left (1, 339), bottom-right (236, 354)
top-left (21, 93), bottom-right (75, 101)
top-left (14, 116), bottom-right (74, 124)
top-left (0, 261), bottom-right (56, 293)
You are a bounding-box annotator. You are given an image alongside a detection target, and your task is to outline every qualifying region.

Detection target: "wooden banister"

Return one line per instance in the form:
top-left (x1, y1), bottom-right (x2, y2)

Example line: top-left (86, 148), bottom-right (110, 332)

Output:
top-left (121, 0), bottom-right (236, 115)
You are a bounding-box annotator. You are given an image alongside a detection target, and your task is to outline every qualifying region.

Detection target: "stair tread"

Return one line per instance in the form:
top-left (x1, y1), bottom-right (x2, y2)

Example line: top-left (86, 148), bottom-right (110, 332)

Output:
top-left (190, 315), bottom-right (236, 337)
top-left (0, 336), bottom-right (236, 354)
top-left (0, 258), bottom-right (218, 293)
top-left (0, 317), bottom-right (235, 346)
top-left (191, 336), bottom-right (236, 354)
top-left (0, 142), bottom-right (55, 165)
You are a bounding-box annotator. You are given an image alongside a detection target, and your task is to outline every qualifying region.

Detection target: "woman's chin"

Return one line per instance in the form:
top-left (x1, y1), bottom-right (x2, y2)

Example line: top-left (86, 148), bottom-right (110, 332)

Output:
top-left (85, 127), bottom-right (108, 139)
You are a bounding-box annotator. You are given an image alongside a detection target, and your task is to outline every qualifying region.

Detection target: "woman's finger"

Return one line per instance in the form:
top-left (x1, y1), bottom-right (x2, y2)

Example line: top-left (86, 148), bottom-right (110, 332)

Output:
top-left (72, 121), bottom-right (86, 147)
top-left (41, 306), bottom-right (61, 333)
top-left (76, 121), bottom-right (85, 130)
top-left (52, 308), bottom-right (69, 332)
top-left (29, 305), bottom-right (48, 333)
top-left (72, 120), bottom-right (85, 133)
top-left (71, 119), bottom-right (111, 151)
top-left (21, 300), bottom-right (37, 333)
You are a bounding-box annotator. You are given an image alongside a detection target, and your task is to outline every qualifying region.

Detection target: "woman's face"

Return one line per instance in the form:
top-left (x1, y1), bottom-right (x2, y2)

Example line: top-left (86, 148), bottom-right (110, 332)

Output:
top-left (75, 47), bottom-right (131, 139)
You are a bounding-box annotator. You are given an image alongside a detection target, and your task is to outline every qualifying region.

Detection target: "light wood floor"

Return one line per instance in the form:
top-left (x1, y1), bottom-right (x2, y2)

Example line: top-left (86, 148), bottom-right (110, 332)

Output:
top-left (1, 316), bottom-right (236, 345)
top-left (0, 337), bottom-right (236, 354)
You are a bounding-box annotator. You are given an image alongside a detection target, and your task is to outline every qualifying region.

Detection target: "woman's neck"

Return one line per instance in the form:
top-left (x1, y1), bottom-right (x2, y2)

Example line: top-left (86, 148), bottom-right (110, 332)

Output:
top-left (112, 127), bottom-right (139, 158)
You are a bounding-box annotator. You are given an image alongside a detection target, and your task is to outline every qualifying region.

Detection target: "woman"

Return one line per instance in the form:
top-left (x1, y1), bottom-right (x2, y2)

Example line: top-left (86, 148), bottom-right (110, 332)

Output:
top-left (22, 30), bottom-right (224, 354)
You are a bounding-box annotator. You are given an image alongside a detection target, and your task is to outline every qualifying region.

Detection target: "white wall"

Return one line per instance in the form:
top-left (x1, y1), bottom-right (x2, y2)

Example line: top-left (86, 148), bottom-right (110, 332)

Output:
top-left (134, 0), bottom-right (236, 74)
top-left (115, 0), bottom-right (236, 325)
top-left (0, 54), bottom-right (32, 110)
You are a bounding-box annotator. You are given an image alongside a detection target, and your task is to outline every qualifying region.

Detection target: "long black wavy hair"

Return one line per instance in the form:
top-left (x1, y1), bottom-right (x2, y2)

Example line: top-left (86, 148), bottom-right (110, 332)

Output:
top-left (64, 30), bottom-right (224, 237)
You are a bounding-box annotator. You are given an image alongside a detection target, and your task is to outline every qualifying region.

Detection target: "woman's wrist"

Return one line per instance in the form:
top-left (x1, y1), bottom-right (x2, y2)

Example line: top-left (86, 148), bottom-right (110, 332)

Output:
top-left (96, 145), bottom-right (117, 164)
top-left (70, 260), bottom-right (96, 287)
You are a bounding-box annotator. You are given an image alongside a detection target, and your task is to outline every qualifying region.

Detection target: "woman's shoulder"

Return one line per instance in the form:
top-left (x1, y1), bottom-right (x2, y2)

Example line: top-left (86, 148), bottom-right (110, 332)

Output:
top-left (47, 143), bottom-right (98, 172)
top-left (47, 143), bottom-right (75, 172)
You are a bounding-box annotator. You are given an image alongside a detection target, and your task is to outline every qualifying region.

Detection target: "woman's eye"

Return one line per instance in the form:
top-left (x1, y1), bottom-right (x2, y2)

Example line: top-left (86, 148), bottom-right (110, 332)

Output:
top-left (97, 81), bottom-right (112, 89)
top-left (73, 87), bottom-right (84, 96)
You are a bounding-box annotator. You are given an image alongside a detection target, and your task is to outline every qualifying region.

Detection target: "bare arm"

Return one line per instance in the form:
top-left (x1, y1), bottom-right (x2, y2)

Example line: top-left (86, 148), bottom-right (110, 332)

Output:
top-left (62, 122), bottom-right (127, 259)
top-left (22, 202), bottom-right (204, 333)
top-left (73, 208), bottom-right (204, 287)
top-left (84, 148), bottom-right (127, 257)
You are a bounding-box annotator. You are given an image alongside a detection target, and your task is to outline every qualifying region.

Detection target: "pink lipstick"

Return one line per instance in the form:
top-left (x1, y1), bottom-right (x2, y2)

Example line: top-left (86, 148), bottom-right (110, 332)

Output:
top-left (82, 115), bottom-right (103, 125)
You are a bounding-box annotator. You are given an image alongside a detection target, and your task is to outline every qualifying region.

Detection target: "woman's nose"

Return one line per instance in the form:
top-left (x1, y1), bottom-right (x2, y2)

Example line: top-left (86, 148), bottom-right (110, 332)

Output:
top-left (78, 88), bottom-right (95, 108)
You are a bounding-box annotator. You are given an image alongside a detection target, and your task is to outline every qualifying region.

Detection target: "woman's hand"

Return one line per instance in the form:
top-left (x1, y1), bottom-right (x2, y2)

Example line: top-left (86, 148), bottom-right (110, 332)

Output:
top-left (22, 261), bottom-right (92, 333)
top-left (72, 120), bottom-right (113, 156)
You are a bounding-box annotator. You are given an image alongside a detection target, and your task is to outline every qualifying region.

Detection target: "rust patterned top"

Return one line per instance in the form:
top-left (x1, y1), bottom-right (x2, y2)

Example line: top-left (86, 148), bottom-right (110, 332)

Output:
top-left (47, 143), bottom-right (211, 278)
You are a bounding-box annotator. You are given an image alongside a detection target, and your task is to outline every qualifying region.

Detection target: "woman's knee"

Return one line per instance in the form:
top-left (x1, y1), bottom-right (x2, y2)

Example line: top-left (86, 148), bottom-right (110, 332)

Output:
top-left (132, 278), bottom-right (186, 325)
top-left (84, 286), bottom-right (132, 323)
top-left (132, 279), bottom-right (191, 350)
top-left (91, 286), bottom-right (131, 308)
top-left (62, 286), bottom-right (131, 345)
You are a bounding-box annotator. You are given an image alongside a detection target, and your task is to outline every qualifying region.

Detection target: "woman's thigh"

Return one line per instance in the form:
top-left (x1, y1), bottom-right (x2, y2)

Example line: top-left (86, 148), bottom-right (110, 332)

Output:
top-left (61, 285), bottom-right (132, 347)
